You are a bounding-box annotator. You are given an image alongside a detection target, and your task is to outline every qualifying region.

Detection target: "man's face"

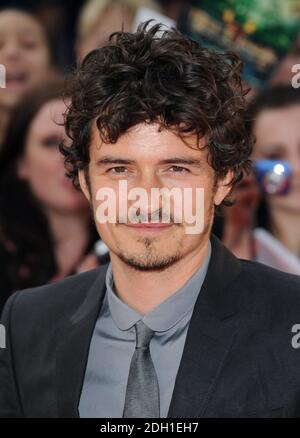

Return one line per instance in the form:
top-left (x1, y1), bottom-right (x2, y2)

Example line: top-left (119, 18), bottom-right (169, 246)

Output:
top-left (79, 122), bottom-right (232, 271)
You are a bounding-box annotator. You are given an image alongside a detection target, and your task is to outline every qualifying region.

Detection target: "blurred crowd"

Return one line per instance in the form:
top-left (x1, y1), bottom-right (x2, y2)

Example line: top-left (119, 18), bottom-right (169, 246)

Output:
top-left (0, 0), bottom-right (299, 312)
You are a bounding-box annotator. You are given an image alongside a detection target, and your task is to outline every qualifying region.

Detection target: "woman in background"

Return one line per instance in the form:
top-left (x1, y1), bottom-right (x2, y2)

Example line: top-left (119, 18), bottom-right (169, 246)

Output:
top-left (250, 86), bottom-right (300, 271)
top-left (0, 8), bottom-right (57, 143)
top-left (0, 80), bottom-right (99, 313)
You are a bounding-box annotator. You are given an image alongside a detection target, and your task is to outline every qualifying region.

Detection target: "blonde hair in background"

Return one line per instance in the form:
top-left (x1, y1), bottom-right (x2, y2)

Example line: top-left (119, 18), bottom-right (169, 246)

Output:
top-left (77, 0), bottom-right (162, 41)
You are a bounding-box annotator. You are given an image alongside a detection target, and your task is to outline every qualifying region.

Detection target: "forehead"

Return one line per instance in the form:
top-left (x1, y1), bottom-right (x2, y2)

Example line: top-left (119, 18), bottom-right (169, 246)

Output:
top-left (254, 105), bottom-right (300, 144)
top-left (89, 121), bottom-right (207, 160)
top-left (29, 99), bottom-right (67, 136)
top-left (0, 10), bottom-right (44, 36)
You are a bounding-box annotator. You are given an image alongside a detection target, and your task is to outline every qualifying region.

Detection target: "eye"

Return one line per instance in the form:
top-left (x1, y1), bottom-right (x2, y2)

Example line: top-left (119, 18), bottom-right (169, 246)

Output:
top-left (107, 166), bottom-right (128, 174)
top-left (263, 152), bottom-right (285, 161)
top-left (169, 165), bottom-right (190, 173)
top-left (21, 39), bottom-right (38, 50)
top-left (42, 137), bottom-right (61, 148)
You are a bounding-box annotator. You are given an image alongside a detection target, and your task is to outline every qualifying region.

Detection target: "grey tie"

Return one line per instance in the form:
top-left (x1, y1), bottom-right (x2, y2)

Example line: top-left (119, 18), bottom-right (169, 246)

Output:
top-left (122, 319), bottom-right (160, 418)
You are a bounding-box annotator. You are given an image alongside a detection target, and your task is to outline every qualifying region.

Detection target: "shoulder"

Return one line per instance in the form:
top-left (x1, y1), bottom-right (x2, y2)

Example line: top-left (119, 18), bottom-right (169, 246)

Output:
top-left (0, 242), bottom-right (16, 312)
top-left (0, 265), bottom-right (108, 328)
top-left (239, 258), bottom-right (300, 292)
top-left (236, 258), bottom-right (300, 319)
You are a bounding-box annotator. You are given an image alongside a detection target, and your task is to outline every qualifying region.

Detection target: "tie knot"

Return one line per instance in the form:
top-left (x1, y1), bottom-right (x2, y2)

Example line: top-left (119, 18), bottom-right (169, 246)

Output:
top-left (135, 320), bottom-right (154, 349)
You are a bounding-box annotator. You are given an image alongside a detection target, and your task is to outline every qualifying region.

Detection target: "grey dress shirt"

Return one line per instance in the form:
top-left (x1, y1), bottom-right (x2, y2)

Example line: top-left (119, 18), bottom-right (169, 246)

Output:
top-left (79, 240), bottom-right (212, 418)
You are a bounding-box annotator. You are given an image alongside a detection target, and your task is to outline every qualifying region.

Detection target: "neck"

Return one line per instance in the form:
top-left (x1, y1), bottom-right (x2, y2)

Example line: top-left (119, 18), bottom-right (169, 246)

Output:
top-left (46, 207), bottom-right (90, 276)
top-left (269, 208), bottom-right (300, 258)
top-left (110, 237), bottom-right (210, 315)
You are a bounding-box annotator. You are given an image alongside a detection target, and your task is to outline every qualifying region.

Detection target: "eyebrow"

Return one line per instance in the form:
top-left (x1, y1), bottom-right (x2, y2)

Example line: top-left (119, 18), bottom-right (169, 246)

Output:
top-left (158, 158), bottom-right (202, 167)
top-left (96, 158), bottom-right (135, 165)
top-left (96, 157), bottom-right (202, 166)
top-left (258, 145), bottom-right (286, 154)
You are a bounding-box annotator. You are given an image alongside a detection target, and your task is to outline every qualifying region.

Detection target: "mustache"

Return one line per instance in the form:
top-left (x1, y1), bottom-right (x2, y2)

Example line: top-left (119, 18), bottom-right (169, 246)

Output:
top-left (117, 208), bottom-right (181, 224)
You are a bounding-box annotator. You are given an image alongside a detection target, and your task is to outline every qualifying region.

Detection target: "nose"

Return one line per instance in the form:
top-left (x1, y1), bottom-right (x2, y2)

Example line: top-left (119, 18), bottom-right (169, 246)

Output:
top-left (286, 151), bottom-right (300, 193)
top-left (131, 170), bottom-right (165, 218)
top-left (2, 40), bottom-right (22, 60)
top-left (290, 152), bottom-right (300, 178)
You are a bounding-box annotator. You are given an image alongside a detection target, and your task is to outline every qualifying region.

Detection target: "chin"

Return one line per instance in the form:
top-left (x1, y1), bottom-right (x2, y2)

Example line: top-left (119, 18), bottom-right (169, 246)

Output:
top-left (119, 253), bottom-right (182, 271)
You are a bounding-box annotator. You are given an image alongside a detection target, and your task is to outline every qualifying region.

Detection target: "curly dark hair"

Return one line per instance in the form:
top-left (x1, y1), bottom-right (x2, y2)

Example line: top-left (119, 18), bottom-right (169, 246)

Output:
top-left (61, 21), bottom-right (254, 206)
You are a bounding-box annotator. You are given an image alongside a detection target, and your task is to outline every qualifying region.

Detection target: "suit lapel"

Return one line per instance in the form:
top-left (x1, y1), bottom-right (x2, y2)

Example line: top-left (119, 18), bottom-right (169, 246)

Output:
top-left (167, 234), bottom-right (242, 418)
top-left (56, 266), bottom-right (108, 418)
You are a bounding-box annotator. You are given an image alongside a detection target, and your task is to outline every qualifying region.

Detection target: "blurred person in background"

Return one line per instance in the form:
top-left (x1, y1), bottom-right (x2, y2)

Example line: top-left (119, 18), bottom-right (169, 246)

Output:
top-left (0, 7), bottom-right (58, 144)
top-left (158, 0), bottom-right (189, 21)
top-left (76, 0), bottom-right (162, 61)
top-left (271, 32), bottom-right (300, 86)
top-left (215, 173), bottom-right (261, 259)
top-left (219, 86), bottom-right (300, 275)
top-left (250, 86), bottom-right (300, 272)
top-left (0, 79), bottom-right (99, 313)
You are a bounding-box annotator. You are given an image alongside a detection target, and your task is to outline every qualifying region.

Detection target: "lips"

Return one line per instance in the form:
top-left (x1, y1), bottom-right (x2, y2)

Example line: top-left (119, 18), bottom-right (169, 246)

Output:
top-left (126, 223), bottom-right (173, 227)
top-left (61, 178), bottom-right (77, 192)
top-left (291, 180), bottom-right (300, 191)
top-left (5, 71), bottom-right (28, 90)
top-left (125, 223), bottom-right (174, 232)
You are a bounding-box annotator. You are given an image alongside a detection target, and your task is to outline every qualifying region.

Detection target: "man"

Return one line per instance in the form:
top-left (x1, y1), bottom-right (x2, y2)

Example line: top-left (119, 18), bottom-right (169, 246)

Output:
top-left (0, 22), bottom-right (300, 418)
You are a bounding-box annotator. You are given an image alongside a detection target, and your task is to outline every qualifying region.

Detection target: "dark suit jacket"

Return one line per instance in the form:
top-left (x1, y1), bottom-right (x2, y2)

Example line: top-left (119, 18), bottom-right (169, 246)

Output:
top-left (1, 233), bottom-right (300, 418)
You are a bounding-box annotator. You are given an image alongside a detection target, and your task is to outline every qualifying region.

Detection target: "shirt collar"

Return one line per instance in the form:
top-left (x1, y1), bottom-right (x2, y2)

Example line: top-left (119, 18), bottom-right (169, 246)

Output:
top-left (106, 239), bottom-right (211, 332)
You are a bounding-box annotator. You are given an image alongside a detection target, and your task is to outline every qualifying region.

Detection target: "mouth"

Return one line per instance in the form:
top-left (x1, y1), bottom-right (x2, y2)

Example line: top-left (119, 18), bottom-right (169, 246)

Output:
top-left (291, 181), bottom-right (300, 192)
top-left (61, 178), bottom-right (76, 191)
top-left (124, 223), bottom-right (174, 233)
top-left (5, 71), bottom-right (29, 90)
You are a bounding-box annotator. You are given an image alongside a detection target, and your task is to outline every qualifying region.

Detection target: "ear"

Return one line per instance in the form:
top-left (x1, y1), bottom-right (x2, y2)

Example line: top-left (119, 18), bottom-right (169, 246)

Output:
top-left (78, 169), bottom-right (91, 201)
top-left (213, 170), bottom-right (234, 206)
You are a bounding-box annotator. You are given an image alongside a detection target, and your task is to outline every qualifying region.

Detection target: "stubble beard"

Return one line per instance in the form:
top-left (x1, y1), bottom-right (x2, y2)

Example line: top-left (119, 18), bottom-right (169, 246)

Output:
top-left (113, 204), bottom-right (214, 272)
